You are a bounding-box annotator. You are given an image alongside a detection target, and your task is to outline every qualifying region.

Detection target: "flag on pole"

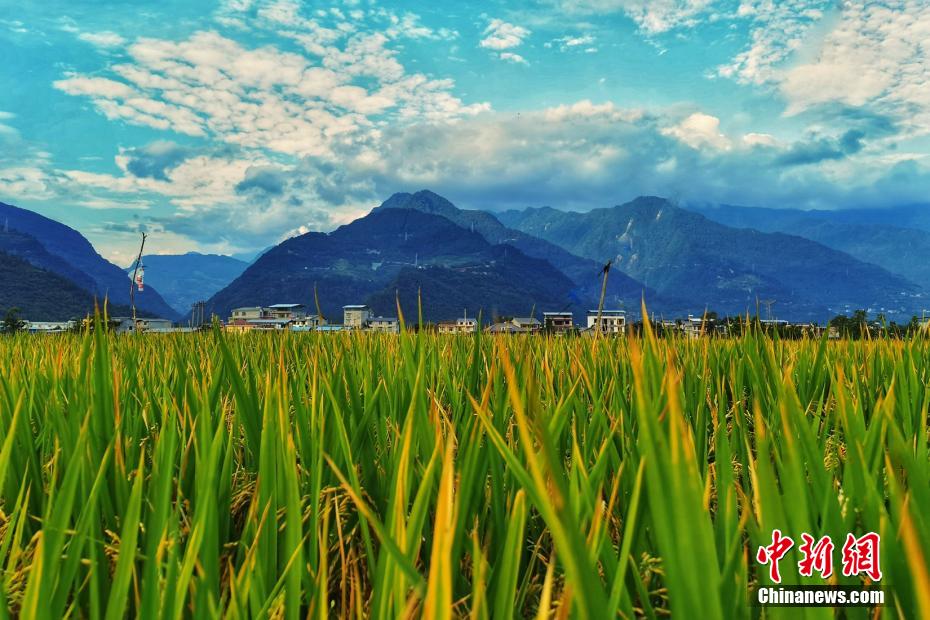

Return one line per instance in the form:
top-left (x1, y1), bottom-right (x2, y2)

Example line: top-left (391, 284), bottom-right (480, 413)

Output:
top-left (135, 264), bottom-right (145, 291)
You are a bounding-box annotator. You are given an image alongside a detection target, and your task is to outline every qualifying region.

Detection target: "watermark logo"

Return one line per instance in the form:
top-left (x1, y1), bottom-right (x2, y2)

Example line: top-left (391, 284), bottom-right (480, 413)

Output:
top-left (756, 530), bottom-right (882, 584)
top-left (754, 530), bottom-right (883, 608)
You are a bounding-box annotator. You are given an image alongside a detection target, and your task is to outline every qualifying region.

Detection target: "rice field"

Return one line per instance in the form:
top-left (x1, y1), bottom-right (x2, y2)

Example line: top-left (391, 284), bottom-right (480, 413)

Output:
top-left (0, 318), bottom-right (928, 618)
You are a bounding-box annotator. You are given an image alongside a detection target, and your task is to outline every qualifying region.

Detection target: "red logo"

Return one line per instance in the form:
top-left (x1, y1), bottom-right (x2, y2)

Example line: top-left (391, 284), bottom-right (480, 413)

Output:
top-left (798, 534), bottom-right (834, 579)
top-left (756, 530), bottom-right (882, 583)
top-left (841, 533), bottom-right (882, 581)
top-left (756, 529), bottom-right (794, 584)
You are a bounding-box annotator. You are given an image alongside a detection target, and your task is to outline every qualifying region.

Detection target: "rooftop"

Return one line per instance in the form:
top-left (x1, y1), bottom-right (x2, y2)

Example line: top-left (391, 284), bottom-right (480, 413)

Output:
top-left (268, 303), bottom-right (304, 309)
top-left (343, 304), bottom-right (370, 309)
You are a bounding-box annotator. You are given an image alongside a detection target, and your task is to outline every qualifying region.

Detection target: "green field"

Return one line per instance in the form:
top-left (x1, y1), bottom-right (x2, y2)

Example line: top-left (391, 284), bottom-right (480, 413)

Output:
top-left (0, 321), bottom-right (927, 618)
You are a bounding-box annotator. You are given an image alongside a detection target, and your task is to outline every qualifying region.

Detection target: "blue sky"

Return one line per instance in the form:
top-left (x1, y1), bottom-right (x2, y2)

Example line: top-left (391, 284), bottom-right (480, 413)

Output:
top-left (1, 0), bottom-right (929, 262)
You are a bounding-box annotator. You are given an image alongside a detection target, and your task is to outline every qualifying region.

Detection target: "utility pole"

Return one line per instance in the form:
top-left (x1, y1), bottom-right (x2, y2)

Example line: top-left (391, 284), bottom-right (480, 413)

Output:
top-left (594, 261), bottom-right (611, 338)
top-left (129, 232), bottom-right (147, 333)
top-left (313, 282), bottom-right (325, 324)
top-left (761, 299), bottom-right (776, 322)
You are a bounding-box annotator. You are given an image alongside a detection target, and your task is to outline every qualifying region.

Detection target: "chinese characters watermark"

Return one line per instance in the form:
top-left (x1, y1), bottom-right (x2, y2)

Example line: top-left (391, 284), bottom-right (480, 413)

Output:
top-left (756, 530), bottom-right (882, 584)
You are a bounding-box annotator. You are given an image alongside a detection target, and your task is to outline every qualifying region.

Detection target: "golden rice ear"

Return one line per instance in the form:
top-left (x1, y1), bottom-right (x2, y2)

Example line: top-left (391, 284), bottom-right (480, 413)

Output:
top-left (313, 281), bottom-right (325, 324)
top-left (417, 286), bottom-right (423, 331)
top-left (396, 288), bottom-right (406, 332)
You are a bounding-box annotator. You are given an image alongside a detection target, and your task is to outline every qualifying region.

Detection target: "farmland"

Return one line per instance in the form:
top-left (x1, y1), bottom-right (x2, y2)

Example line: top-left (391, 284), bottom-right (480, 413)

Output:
top-left (0, 321), bottom-right (927, 618)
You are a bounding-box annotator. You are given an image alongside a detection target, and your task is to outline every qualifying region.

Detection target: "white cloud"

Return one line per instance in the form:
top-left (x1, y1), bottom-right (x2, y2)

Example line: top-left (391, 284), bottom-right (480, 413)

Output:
top-left (499, 52), bottom-right (529, 65)
top-left (557, 0), bottom-right (712, 33)
top-left (716, 1), bottom-right (930, 137)
top-left (546, 34), bottom-right (596, 52)
top-left (221, 0), bottom-right (254, 11)
top-left (77, 31), bottom-right (126, 48)
top-left (59, 148), bottom-right (342, 249)
top-left (662, 112), bottom-right (731, 150)
top-left (76, 198), bottom-right (151, 210)
top-left (310, 100), bottom-right (930, 214)
top-left (780, 1), bottom-right (930, 132)
top-left (66, 153), bottom-right (258, 211)
top-left (743, 132), bottom-right (778, 147)
top-left (717, 0), bottom-right (832, 85)
top-left (54, 76), bottom-right (136, 99)
top-left (0, 166), bottom-right (59, 200)
top-left (55, 29), bottom-right (488, 157)
top-left (480, 19), bottom-right (530, 50)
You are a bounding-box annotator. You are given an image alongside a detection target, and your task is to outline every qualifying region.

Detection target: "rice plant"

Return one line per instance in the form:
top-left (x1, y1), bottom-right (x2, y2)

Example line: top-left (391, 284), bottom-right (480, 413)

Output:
top-left (0, 315), bottom-right (927, 618)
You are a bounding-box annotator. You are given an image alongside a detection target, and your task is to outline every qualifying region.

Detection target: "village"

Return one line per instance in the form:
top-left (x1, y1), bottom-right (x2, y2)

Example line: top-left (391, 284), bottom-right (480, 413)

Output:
top-left (222, 304), bottom-right (631, 336)
top-left (221, 304), bottom-right (847, 338)
top-left (10, 302), bottom-right (858, 338)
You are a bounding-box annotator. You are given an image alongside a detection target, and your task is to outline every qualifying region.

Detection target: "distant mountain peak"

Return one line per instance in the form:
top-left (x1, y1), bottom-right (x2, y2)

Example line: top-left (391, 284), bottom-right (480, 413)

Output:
top-left (376, 189), bottom-right (460, 217)
top-left (627, 195), bottom-right (673, 206)
top-left (206, 198), bottom-right (597, 322)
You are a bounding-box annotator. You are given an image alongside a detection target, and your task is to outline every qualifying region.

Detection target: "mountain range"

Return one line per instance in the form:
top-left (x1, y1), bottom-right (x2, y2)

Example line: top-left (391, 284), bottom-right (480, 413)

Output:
top-left (206, 202), bottom-right (638, 322)
top-left (691, 203), bottom-right (930, 292)
top-left (3, 192), bottom-right (928, 323)
top-left (499, 196), bottom-right (923, 319)
top-left (0, 202), bottom-right (178, 320)
top-left (374, 191), bottom-right (656, 305)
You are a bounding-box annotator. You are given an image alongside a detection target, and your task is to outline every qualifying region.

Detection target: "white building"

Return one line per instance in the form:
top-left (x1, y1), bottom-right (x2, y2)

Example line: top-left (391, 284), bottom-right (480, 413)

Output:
top-left (230, 307), bottom-right (264, 321)
top-left (343, 304), bottom-right (371, 329)
top-left (586, 309), bottom-right (626, 334)
top-left (290, 315), bottom-right (327, 331)
top-left (241, 318), bottom-right (292, 331)
top-left (438, 316), bottom-right (478, 334)
top-left (486, 317), bottom-right (542, 334)
top-left (682, 315), bottom-right (714, 339)
top-left (266, 303), bottom-right (306, 320)
top-left (139, 318), bottom-right (174, 332)
top-left (511, 317), bottom-right (542, 332)
top-left (111, 317), bottom-right (174, 333)
top-left (25, 320), bottom-right (76, 333)
top-left (368, 316), bottom-right (400, 333)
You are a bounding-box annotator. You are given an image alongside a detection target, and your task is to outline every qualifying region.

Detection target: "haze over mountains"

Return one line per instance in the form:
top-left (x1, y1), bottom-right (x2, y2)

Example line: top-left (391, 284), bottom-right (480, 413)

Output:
top-left (692, 204), bottom-right (930, 293)
top-left (124, 253), bottom-right (248, 316)
top-left (1, 192), bottom-right (927, 323)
